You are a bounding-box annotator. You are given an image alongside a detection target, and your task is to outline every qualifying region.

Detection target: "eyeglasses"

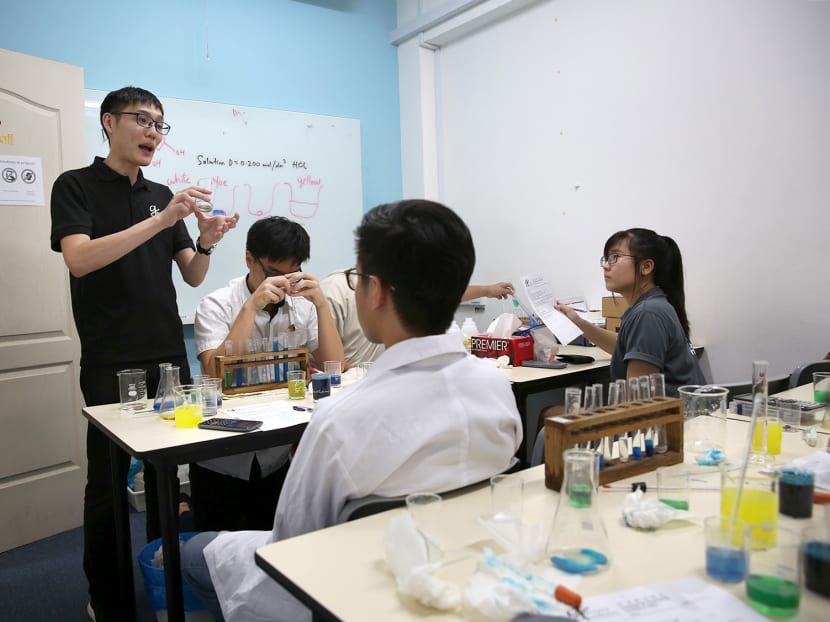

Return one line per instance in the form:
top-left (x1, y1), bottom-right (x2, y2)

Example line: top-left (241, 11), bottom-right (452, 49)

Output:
top-left (112, 111), bottom-right (171, 135)
top-left (344, 267), bottom-right (369, 291)
top-left (599, 253), bottom-right (636, 266)
top-left (256, 256), bottom-right (299, 278)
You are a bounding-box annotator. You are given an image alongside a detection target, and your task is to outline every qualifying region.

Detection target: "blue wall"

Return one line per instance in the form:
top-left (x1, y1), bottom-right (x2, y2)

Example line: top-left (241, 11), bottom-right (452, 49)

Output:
top-left (5, 0), bottom-right (401, 376)
top-left (2, 0), bottom-right (402, 212)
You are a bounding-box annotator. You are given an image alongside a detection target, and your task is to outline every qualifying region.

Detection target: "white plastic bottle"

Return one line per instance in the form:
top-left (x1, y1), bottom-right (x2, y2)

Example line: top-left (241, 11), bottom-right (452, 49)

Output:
top-left (460, 317), bottom-right (479, 354)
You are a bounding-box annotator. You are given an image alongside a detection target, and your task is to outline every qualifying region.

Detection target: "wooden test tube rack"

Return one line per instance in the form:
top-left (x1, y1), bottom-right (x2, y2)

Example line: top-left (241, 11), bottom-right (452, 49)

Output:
top-left (214, 347), bottom-right (310, 396)
top-left (543, 397), bottom-right (684, 491)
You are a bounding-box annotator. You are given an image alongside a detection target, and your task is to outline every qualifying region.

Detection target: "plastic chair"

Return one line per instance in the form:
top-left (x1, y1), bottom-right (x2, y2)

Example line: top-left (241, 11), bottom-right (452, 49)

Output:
top-left (530, 428), bottom-right (546, 467)
top-left (789, 360), bottom-right (830, 389)
top-left (337, 495), bottom-right (408, 523)
top-left (336, 457), bottom-right (521, 523)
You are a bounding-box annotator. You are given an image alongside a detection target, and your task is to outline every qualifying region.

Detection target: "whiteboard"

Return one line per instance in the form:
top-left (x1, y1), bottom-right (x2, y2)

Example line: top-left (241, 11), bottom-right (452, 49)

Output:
top-left (83, 90), bottom-right (363, 321)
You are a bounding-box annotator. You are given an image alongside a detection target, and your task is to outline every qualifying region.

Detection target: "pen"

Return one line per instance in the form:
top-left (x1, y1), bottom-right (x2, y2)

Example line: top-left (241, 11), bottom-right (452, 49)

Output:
top-left (292, 405), bottom-right (313, 412)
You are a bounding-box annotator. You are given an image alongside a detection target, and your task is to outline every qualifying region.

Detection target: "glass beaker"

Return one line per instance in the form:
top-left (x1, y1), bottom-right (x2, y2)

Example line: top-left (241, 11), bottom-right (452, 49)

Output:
top-left (547, 449), bottom-right (610, 574)
top-left (157, 365), bottom-right (180, 421)
top-left (720, 465), bottom-right (780, 544)
top-left (679, 384), bottom-right (728, 457)
top-left (172, 384), bottom-right (204, 428)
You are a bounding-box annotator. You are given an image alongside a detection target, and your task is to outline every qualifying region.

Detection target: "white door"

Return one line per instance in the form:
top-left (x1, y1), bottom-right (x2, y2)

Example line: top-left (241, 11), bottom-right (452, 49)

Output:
top-left (0, 48), bottom-right (86, 551)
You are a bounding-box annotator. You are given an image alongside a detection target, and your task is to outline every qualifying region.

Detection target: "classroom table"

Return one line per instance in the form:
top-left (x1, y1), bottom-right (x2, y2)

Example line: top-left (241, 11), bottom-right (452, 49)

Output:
top-left (255, 416), bottom-right (827, 621)
top-left (82, 389), bottom-right (314, 622)
top-left (500, 344), bottom-right (612, 464)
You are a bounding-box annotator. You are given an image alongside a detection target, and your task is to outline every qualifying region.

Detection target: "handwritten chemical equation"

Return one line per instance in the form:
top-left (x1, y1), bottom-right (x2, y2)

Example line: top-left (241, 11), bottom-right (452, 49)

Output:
top-left (195, 155), bottom-right (309, 171)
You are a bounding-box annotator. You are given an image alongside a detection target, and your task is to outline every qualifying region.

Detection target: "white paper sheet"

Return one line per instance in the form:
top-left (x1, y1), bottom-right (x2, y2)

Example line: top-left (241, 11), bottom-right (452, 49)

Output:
top-left (0, 155), bottom-right (45, 206)
top-left (583, 576), bottom-right (768, 621)
top-left (518, 273), bottom-right (586, 345)
top-left (219, 401), bottom-right (312, 431)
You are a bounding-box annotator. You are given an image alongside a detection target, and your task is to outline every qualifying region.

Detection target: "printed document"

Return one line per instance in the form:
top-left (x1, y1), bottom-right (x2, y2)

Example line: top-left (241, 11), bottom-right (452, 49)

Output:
top-left (519, 273), bottom-right (586, 345)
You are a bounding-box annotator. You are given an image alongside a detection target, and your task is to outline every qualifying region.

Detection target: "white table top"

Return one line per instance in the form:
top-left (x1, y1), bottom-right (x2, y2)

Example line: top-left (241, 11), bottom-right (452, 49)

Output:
top-left (82, 388), bottom-right (316, 457)
top-left (256, 417), bottom-right (826, 621)
top-left (500, 344), bottom-right (612, 384)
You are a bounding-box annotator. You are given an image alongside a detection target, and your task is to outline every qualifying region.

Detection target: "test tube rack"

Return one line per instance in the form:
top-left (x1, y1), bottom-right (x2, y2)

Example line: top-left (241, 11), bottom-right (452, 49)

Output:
top-left (542, 397), bottom-right (684, 491)
top-left (214, 347), bottom-right (310, 396)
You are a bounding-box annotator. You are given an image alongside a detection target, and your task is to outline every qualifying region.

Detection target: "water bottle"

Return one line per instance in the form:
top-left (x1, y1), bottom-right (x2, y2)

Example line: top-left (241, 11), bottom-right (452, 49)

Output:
top-left (460, 317), bottom-right (478, 354)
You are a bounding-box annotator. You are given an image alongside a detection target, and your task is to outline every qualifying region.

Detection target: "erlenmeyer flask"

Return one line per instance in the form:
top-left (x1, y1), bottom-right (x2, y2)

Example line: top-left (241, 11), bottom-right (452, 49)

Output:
top-left (547, 448), bottom-right (610, 574)
top-left (153, 363), bottom-right (172, 412)
top-left (157, 365), bottom-right (180, 421)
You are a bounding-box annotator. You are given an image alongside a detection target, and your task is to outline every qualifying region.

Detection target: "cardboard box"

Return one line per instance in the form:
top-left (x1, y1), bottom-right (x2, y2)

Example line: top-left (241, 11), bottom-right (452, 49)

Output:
top-left (471, 334), bottom-right (534, 367)
top-left (601, 296), bottom-right (629, 318)
top-left (606, 317), bottom-right (622, 333)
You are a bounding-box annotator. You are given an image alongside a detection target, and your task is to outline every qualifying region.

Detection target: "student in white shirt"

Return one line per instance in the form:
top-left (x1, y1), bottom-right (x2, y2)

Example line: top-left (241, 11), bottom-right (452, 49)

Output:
top-left (182, 199), bottom-right (523, 622)
top-left (191, 216), bottom-right (344, 531)
top-left (320, 268), bottom-right (515, 366)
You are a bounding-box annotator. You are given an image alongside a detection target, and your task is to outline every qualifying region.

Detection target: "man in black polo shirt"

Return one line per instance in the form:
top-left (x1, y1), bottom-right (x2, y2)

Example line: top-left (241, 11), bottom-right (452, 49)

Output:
top-left (50, 86), bottom-right (239, 622)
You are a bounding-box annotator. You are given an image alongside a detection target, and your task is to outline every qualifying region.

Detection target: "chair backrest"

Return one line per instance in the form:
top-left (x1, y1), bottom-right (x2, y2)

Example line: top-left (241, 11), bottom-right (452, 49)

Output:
top-left (336, 495), bottom-right (408, 523)
top-left (789, 360), bottom-right (830, 389)
top-left (336, 457), bottom-right (521, 523)
top-left (530, 427), bottom-right (546, 467)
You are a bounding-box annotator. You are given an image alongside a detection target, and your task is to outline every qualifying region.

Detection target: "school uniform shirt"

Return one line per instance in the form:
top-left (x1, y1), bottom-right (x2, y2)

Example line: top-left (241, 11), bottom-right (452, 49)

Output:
top-left (610, 286), bottom-right (706, 396)
top-left (194, 275), bottom-right (319, 479)
top-left (319, 269), bottom-right (384, 366)
top-left (203, 332), bottom-right (523, 622)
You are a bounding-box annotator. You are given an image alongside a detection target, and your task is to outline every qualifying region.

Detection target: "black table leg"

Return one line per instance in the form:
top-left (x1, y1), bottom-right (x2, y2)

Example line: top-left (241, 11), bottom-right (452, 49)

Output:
top-left (155, 458), bottom-right (185, 622)
top-left (109, 440), bottom-right (136, 621)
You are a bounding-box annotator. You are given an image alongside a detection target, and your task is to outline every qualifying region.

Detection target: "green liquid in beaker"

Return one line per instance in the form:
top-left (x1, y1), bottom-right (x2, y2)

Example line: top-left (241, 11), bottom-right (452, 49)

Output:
top-left (568, 483), bottom-right (592, 508)
top-left (746, 574), bottom-right (799, 618)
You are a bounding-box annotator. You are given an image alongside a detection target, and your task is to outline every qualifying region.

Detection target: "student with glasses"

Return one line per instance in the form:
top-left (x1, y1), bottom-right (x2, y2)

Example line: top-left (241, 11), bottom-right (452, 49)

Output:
top-left (192, 215), bottom-right (344, 533)
top-left (182, 199), bottom-right (522, 622)
top-left (555, 228), bottom-right (704, 396)
top-left (50, 85), bottom-right (240, 622)
top-left (319, 268), bottom-right (515, 366)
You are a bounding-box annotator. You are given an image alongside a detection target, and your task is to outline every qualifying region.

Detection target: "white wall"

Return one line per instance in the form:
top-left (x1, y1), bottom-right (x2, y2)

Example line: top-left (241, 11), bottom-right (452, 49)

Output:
top-left (396, 0), bottom-right (830, 384)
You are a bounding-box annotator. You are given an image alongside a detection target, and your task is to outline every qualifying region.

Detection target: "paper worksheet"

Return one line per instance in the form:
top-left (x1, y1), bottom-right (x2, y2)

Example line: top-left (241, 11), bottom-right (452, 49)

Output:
top-left (582, 576), bottom-right (768, 621)
top-left (220, 401), bottom-right (311, 431)
top-left (519, 273), bottom-right (586, 345)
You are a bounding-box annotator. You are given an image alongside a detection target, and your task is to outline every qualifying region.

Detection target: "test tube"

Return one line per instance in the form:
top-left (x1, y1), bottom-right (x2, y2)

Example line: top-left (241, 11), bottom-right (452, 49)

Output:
top-left (629, 377), bottom-right (640, 402)
top-left (564, 387), bottom-right (582, 415)
top-left (607, 382), bottom-right (620, 406)
top-left (591, 383), bottom-right (604, 408)
top-left (223, 340), bottom-right (234, 389)
top-left (650, 373), bottom-right (666, 398)
top-left (615, 378), bottom-right (628, 403)
top-left (639, 375), bottom-right (652, 401)
top-left (261, 337), bottom-right (273, 383)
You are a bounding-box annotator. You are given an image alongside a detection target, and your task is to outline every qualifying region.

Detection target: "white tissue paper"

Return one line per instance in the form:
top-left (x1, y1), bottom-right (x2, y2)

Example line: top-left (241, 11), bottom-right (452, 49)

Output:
top-left (621, 488), bottom-right (693, 530)
top-left (383, 513), bottom-right (461, 611)
top-left (476, 516), bottom-right (547, 567)
top-left (486, 313), bottom-right (522, 339)
top-left (463, 548), bottom-right (575, 622)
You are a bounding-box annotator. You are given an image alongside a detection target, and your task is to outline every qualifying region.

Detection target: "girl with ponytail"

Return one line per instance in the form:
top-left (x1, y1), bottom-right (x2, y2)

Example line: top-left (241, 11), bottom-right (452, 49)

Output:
top-left (555, 228), bottom-right (705, 396)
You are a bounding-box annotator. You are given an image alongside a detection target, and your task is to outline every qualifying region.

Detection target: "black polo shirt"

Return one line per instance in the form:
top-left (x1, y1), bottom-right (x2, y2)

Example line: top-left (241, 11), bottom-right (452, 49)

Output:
top-left (51, 157), bottom-right (194, 367)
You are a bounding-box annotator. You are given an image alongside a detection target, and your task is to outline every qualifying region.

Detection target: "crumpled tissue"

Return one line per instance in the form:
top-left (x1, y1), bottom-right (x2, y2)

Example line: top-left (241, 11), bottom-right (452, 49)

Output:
top-left (486, 313), bottom-right (522, 339)
top-left (621, 488), bottom-right (692, 530)
top-left (383, 512), bottom-right (461, 611)
top-left (463, 548), bottom-right (575, 622)
top-left (476, 515), bottom-right (547, 567)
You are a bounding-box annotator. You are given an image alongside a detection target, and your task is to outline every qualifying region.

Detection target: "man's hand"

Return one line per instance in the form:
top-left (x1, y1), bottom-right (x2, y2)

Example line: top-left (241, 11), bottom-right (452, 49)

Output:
top-left (247, 276), bottom-right (291, 311)
top-left (158, 186), bottom-right (212, 228)
top-left (482, 282), bottom-right (514, 299)
top-left (196, 211), bottom-right (240, 247)
top-left (283, 272), bottom-right (326, 307)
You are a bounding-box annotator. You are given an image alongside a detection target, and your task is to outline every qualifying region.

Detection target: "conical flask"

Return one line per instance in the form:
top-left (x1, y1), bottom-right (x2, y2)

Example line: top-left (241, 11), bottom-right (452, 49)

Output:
top-left (157, 365), bottom-right (180, 421)
top-left (547, 448), bottom-right (610, 574)
top-left (153, 363), bottom-right (172, 412)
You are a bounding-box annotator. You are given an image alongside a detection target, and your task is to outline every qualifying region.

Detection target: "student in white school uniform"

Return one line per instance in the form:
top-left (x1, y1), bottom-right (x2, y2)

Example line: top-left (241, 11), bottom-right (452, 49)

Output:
top-left (191, 216), bottom-right (344, 532)
top-left (182, 199), bottom-right (523, 622)
top-left (319, 268), bottom-right (516, 367)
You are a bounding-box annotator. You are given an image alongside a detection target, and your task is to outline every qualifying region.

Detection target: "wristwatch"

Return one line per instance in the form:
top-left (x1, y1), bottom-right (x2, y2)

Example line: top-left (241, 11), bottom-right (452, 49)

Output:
top-left (195, 236), bottom-right (217, 256)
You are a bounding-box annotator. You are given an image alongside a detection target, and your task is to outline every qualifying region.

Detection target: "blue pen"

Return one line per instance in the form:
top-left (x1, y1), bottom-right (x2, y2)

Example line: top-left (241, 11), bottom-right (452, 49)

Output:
top-left (292, 405), bottom-right (313, 412)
